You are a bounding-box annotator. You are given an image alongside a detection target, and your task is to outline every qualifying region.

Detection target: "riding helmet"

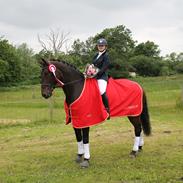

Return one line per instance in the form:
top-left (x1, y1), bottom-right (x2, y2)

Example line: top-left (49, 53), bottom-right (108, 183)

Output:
top-left (97, 38), bottom-right (107, 46)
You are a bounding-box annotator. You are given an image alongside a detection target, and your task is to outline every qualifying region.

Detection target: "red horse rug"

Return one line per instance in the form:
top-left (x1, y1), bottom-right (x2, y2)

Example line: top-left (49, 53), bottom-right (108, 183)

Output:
top-left (64, 78), bottom-right (143, 128)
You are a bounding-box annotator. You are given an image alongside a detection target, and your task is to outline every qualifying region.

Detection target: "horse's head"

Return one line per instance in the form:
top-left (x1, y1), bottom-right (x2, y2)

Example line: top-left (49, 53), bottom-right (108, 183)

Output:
top-left (39, 59), bottom-right (59, 99)
top-left (40, 58), bottom-right (84, 104)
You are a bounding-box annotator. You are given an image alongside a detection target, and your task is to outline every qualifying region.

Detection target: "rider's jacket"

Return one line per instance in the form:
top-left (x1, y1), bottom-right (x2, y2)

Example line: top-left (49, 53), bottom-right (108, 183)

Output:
top-left (92, 51), bottom-right (110, 81)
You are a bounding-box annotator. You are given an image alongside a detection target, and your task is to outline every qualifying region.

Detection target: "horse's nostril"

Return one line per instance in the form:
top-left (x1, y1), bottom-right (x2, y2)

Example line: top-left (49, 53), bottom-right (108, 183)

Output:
top-left (42, 93), bottom-right (47, 98)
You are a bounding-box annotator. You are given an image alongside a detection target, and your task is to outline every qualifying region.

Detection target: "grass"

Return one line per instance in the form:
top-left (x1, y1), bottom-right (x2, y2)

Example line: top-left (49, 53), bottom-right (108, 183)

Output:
top-left (0, 75), bottom-right (183, 183)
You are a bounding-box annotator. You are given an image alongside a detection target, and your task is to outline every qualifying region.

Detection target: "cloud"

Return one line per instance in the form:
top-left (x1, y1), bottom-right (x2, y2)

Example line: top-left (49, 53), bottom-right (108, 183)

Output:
top-left (0, 0), bottom-right (55, 29)
top-left (0, 0), bottom-right (182, 55)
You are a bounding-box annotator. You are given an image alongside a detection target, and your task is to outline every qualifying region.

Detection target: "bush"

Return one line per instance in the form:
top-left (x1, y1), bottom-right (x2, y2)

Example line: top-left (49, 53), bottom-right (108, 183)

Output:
top-left (129, 55), bottom-right (162, 76)
top-left (175, 62), bottom-right (183, 73)
top-left (108, 59), bottom-right (130, 78)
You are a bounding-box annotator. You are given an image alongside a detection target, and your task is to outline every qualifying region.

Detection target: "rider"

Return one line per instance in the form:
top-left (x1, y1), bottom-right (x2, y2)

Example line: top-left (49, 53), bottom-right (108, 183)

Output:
top-left (92, 38), bottom-right (110, 119)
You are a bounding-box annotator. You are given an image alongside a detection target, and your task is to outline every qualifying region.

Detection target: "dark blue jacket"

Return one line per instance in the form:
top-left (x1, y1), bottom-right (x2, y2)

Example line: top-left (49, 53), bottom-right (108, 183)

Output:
top-left (92, 51), bottom-right (110, 81)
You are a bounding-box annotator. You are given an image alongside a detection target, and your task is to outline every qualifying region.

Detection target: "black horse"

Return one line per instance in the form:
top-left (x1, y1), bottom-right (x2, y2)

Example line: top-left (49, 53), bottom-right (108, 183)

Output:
top-left (40, 59), bottom-right (151, 168)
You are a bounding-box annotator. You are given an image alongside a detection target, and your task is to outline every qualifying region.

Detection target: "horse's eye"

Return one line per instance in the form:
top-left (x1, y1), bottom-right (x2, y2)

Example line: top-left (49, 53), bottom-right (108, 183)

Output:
top-left (44, 70), bottom-right (49, 75)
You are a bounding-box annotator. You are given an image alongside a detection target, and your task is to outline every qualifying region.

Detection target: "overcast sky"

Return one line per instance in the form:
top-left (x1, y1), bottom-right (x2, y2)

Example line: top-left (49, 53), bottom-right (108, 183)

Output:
top-left (0, 0), bottom-right (182, 56)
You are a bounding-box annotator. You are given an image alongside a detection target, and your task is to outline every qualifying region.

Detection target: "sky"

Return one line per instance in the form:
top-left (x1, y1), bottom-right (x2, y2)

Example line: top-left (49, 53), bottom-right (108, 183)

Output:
top-left (0, 0), bottom-right (182, 56)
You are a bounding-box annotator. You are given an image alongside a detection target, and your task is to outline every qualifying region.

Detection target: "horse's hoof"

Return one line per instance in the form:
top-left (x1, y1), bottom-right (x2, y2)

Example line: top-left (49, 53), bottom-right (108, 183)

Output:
top-left (129, 150), bottom-right (138, 158)
top-left (75, 154), bottom-right (83, 163)
top-left (138, 146), bottom-right (143, 152)
top-left (80, 159), bottom-right (89, 168)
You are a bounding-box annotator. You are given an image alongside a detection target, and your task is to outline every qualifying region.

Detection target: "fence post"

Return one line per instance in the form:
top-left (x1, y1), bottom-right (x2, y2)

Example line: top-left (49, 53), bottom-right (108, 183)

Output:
top-left (49, 97), bottom-right (54, 123)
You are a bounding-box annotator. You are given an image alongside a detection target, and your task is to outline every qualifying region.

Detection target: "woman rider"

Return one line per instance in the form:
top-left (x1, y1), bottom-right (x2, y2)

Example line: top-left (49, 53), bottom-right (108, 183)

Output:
top-left (92, 38), bottom-right (110, 119)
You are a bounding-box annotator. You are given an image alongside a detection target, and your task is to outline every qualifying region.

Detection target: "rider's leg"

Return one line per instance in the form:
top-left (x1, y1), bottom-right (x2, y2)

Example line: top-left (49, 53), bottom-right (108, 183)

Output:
top-left (97, 79), bottom-right (110, 119)
top-left (102, 92), bottom-right (110, 114)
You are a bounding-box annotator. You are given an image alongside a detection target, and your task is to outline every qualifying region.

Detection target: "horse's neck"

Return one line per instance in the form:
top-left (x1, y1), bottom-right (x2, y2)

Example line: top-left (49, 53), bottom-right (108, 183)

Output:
top-left (56, 62), bottom-right (84, 105)
top-left (63, 81), bottom-right (84, 105)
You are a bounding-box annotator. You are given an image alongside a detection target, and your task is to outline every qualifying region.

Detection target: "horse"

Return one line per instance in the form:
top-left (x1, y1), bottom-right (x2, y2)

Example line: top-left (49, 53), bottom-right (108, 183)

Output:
top-left (40, 58), bottom-right (151, 168)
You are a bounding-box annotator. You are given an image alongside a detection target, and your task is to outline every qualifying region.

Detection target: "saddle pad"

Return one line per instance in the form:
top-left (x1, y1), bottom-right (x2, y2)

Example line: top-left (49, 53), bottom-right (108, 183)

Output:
top-left (64, 78), bottom-right (143, 128)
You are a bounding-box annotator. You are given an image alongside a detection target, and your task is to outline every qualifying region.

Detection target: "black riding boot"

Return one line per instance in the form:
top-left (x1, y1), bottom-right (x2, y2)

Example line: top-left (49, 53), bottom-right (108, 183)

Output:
top-left (102, 92), bottom-right (110, 120)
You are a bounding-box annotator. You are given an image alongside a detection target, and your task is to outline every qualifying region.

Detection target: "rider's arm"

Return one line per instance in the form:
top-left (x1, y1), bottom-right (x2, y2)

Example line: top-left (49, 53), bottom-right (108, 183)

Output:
top-left (96, 54), bottom-right (110, 77)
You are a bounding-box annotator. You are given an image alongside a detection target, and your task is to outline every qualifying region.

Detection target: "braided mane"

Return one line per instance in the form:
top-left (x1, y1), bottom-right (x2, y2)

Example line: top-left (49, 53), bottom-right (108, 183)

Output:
top-left (51, 59), bottom-right (84, 77)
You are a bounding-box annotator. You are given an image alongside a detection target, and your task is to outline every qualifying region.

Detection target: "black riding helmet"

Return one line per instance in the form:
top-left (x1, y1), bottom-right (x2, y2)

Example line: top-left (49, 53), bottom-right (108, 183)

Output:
top-left (97, 38), bottom-right (107, 46)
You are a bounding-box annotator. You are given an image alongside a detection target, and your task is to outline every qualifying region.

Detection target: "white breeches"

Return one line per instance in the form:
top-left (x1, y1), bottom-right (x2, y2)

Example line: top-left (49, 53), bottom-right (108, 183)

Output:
top-left (97, 79), bottom-right (107, 95)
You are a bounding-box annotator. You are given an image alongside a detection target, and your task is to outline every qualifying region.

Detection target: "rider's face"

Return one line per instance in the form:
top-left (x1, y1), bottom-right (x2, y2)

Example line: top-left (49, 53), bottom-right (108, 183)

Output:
top-left (97, 45), bottom-right (107, 52)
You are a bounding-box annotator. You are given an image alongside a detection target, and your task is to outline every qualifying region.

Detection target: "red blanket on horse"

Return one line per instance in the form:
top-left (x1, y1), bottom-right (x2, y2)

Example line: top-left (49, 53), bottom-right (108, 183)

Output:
top-left (64, 78), bottom-right (143, 128)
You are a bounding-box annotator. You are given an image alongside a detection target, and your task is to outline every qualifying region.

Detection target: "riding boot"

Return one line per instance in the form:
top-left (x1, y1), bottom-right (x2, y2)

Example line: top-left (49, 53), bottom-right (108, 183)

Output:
top-left (102, 92), bottom-right (110, 120)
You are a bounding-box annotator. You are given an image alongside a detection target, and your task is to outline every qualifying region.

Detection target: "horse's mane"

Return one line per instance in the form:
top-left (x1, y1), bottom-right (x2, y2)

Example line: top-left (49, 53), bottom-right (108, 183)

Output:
top-left (51, 59), bottom-right (84, 77)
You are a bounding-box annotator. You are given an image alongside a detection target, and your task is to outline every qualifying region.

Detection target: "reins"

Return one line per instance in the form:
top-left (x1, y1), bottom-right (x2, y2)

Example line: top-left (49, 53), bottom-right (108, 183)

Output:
top-left (61, 78), bottom-right (84, 86)
top-left (41, 78), bottom-right (83, 88)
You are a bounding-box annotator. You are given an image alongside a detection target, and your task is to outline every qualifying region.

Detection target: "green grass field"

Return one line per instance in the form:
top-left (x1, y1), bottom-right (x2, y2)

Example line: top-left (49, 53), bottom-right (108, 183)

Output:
top-left (0, 75), bottom-right (183, 183)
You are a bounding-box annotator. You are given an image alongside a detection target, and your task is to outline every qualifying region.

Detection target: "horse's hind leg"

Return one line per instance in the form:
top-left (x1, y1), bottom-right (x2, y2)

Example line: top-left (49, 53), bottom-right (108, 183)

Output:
top-left (128, 116), bottom-right (143, 157)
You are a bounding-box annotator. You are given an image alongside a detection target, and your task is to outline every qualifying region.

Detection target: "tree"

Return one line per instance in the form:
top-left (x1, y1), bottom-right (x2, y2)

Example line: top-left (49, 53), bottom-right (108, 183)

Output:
top-left (0, 59), bottom-right (9, 83)
top-left (70, 39), bottom-right (86, 56)
top-left (38, 28), bottom-right (70, 58)
top-left (176, 52), bottom-right (183, 62)
top-left (108, 58), bottom-right (130, 78)
top-left (0, 37), bottom-right (21, 85)
top-left (133, 41), bottom-right (160, 58)
top-left (163, 52), bottom-right (183, 75)
top-left (175, 62), bottom-right (183, 73)
top-left (16, 43), bottom-right (40, 83)
top-left (129, 41), bottom-right (164, 76)
top-left (129, 55), bottom-right (162, 76)
top-left (165, 52), bottom-right (177, 62)
top-left (165, 52), bottom-right (183, 62)
top-left (68, 38), bottom-right (95, 69)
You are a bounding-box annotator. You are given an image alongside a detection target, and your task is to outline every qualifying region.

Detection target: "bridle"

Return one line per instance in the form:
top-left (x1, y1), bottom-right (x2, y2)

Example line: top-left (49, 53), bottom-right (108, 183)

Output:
top-left (41, 64), bottom-right (84, 89)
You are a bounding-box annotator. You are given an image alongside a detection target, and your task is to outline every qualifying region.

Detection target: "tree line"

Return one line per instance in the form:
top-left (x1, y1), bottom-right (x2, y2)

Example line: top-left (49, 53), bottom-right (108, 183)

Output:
top-left (0, 25), bottom-right (183, 86)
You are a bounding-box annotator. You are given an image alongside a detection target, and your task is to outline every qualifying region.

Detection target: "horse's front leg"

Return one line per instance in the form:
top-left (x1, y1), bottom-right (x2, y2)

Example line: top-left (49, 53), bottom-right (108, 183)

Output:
top-left (74, 127), bottom-right (90, 168)
top-left (74, 128), bottom-right (84, 163)
top-left (80, 127), bottom-right (90, 168)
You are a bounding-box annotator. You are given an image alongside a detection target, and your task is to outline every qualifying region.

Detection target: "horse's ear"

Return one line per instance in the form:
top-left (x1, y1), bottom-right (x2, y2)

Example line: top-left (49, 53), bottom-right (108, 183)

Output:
top-left (39, 58), bottom-right (49, 67)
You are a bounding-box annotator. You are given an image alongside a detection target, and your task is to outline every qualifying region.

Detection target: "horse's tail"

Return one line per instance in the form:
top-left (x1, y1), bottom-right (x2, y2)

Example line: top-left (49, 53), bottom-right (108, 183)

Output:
top-left (141, 91), bottom-right (151, 136)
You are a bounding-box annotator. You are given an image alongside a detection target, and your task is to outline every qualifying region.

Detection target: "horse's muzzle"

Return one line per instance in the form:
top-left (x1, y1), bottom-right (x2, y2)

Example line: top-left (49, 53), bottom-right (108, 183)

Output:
top-left (42, 93), bottom-right (52, 99)
top-left (41, 87), bottom-right (53, 99)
